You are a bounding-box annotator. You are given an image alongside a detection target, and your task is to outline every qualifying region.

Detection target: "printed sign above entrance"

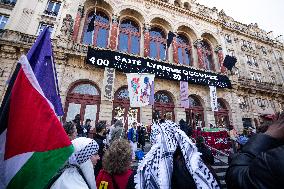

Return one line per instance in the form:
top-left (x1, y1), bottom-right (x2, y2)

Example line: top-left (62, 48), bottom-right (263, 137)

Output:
top-left (86, 47), bottom-right (232, 88)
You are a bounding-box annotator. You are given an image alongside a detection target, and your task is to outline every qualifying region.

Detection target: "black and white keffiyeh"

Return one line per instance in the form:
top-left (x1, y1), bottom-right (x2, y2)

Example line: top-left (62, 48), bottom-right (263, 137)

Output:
top-left (69, 137), bottom-right (99, 165)
top-left (135, 121), bottom-right (220, 189)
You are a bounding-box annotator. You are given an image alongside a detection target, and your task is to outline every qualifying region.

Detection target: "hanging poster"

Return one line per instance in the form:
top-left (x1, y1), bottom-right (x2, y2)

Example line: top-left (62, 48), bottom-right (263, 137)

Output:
top-left (126, 73), bottom-right (155, 107)
top-left (180, 81), bottom-right (189, 108)
top-left (86, 47), bottom-right (232, 88)
top-left (209, 86), bottom-right (218, 111)
top-left (102, 67), bottom-right (115, 101)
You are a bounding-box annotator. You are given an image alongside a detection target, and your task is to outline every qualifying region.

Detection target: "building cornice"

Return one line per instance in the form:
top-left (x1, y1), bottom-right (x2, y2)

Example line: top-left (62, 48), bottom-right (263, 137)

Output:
top-left (143, 0), bottom-right (283, 49)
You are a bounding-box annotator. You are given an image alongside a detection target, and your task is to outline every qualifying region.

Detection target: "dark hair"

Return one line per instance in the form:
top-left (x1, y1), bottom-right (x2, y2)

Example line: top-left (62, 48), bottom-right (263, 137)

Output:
top-left (96, 121), bottom-right (106, 133)
top-left (63, 121), bottom-right (76, 136)
top-left (85, 119), bottom-right (91, 124)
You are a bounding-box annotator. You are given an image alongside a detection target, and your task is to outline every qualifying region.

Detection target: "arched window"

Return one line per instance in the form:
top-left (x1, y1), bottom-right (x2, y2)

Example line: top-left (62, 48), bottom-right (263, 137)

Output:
top-left (118, 19), bottom-right (140, 55)
top-left (154, 91), bottom-right (175, 121)
top-left (82, 11), bottom-right (110, 47)
top-left (113, 86), bottom-right (140, 129)
top-left (186, 95), bottom-right (204, 129)
top-left (64, 81), bottom-right (101, 124)
top-left (176, 34), bottom-right (191, 66)
top-left (214, 99), bottom-right (230, 128)
top-left (149, 27), bottom-right (166, 60)
top-left (202, 40), bottom-right (215, 71)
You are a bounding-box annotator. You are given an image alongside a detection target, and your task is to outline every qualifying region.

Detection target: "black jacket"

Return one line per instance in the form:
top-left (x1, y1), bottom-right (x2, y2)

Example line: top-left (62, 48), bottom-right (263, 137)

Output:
top-left (226, 134), bottom-right (284, 189)
top-left (94, 134), bottom-right (106, 176)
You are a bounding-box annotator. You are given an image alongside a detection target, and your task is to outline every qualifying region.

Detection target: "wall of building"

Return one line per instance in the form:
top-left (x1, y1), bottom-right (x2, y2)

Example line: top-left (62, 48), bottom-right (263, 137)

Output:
top-left (0, 0), bottom-right (283, 131)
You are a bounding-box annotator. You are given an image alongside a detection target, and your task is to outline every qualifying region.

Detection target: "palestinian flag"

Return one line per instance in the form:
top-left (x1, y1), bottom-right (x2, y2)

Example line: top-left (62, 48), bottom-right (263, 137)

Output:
top-left (0, 28), bottom-right (73, 189)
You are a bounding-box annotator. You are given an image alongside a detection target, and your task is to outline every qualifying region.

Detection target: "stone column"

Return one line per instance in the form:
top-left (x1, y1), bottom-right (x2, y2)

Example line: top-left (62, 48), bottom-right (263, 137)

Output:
top-left (175, 107), bottom-right (186, 124)
top-left (72, 5), bottom-right (84, 42)
top-left (144, 23), bottom-right (150, 57)
top-left (99, 100), bottom-right (114, 124)
top-left (109, 14), bottom-right (119, 50)
top-left (194, 39), bottom-right (205, 69)
top-left (172, 34), bottom-right (179, 64)
top-left (215, 45), bottom-right (226, 73)
top-left (140, 105), bottom-right (153, 125)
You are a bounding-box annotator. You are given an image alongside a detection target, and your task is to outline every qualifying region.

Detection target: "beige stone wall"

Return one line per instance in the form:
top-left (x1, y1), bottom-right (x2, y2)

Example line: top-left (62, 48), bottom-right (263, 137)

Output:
top-left (0, 0), bottom-right (283, 130)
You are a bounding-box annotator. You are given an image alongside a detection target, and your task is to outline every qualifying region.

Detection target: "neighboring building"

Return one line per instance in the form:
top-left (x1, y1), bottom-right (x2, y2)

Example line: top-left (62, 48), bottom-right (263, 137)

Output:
top-left (0, 0), bottom-right (283, 131)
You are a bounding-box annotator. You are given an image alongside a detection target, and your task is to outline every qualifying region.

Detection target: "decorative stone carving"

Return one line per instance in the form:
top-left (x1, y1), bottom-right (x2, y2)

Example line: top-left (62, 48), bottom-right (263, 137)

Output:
top-left (60, 14), bottom-right (74, 40)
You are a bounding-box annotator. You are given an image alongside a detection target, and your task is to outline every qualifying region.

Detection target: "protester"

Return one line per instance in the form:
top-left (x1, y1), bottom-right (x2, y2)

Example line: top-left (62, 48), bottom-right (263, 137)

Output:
top-left (96, 139), bottom-right (135, 189)
top-left (49, 137), bottom-right (100, 189)
top-left (226, 112), bottom-right (284, 189)
top-left (137, 125), bottom-right (146, 152)
top-left (128, 122), bottom-right (138, 159)
top-left (106, 118), bottom-right (117, 145)
top-left (73, 114), bottom-right (84, 137)
top-left (93, 121), bottom-right (107, 177)
top-left (83, 119), bottom-right (92, 137)
top-left (63, 121), bottom-right (77, 140)
top-left (196, 136), bottom-right (214, 165)
top-left (136, 120), bottom-right (220, 189)
top-left (179, 119), bottom-right (189, 136)
top-left (110, 120), bottom-right (125, 142)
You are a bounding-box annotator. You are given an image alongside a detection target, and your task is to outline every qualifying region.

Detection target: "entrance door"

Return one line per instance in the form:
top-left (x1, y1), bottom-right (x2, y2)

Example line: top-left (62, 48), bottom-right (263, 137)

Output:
top-left (154, 91), bottom-right (175, 121)
top-left (214, 99), bottom-right (230, 128)
top-left (64, 81), bottom-right (101, 124)
top-left (185, 95), bottom-right (204, 129)
top-left (113, 86), bottom-right (140, 130)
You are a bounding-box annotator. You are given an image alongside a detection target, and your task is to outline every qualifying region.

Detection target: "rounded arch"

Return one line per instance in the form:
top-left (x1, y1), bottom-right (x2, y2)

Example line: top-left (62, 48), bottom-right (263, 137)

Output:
top-left (176, 25), bottom-right (198, 41)
top-left (114, 85), bottom-right (129, 101)
top-left (154, 90), bottom-right (175, 121)
top-left (64, 80), bottom-right (101, 125)
top-left (149, 16), bottom-right (174, 32)
top-left (82, 0), bottom-right (115, 13)
top-left (113, 86), bottom-right (140, 129)
top-left (118, 7), bottom-right (145, 26)
top-left (214, 98), bottom-right (230, 128)
top-left (201, 32), bottom-right (219, 47)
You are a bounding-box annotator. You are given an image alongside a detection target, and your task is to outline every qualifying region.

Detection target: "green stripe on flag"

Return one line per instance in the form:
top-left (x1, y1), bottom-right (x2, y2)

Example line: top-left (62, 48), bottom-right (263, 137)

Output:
top-left (7, 145), bottom-right (74, 189)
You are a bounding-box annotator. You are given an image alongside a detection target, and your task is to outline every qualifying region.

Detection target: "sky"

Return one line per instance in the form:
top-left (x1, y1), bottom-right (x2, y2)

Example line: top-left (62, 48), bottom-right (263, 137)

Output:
top-left (197, 0), bottom-right (284, 41)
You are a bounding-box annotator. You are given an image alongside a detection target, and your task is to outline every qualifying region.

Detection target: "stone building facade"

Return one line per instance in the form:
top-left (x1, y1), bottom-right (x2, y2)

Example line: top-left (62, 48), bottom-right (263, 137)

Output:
top-left (0, 0), bottom-right (283, 131)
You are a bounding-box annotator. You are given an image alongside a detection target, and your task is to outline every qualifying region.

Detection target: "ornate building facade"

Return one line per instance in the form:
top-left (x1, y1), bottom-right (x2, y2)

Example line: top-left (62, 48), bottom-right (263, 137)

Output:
top-left (0, 0), bottom-right (283, 131)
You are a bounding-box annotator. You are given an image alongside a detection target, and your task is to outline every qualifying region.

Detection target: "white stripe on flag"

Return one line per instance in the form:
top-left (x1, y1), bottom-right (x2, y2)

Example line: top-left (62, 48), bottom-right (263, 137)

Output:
top-left (4, 151), bottom-right (33, 187)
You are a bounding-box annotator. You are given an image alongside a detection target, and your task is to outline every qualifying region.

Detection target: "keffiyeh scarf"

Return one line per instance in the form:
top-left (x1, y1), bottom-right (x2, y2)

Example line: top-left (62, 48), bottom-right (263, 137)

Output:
top-left (69, 137), bottom-right (99, 165)
top-left (135, 121), bottom-right (220, 189)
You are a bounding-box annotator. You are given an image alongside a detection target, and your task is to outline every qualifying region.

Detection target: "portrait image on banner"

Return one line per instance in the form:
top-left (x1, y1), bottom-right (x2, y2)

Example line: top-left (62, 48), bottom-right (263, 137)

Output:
top-left (180, 81), bottom-right (189, 108)
top-left (127, 73), bottom-right (155, 107)
top-left (209, 86), bottom-right (218, 111)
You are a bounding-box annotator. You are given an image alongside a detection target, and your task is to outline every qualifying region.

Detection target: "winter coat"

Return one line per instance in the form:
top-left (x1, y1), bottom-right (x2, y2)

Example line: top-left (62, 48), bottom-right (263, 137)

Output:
top-left (96, 169), bottom-right (135, 189)
top-left (226, 134), bottom-right (284, 189)
top-left (110, 126), bottom-right (125, 142)
top-left (127, 128), bottom-right (138, 143)
top-left (137, 127), bottom-right (146, 146)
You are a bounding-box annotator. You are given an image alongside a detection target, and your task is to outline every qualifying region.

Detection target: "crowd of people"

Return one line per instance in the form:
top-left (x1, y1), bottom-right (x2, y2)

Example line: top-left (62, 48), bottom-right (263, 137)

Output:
top-left (47, 112), bottom-right (284, 189)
